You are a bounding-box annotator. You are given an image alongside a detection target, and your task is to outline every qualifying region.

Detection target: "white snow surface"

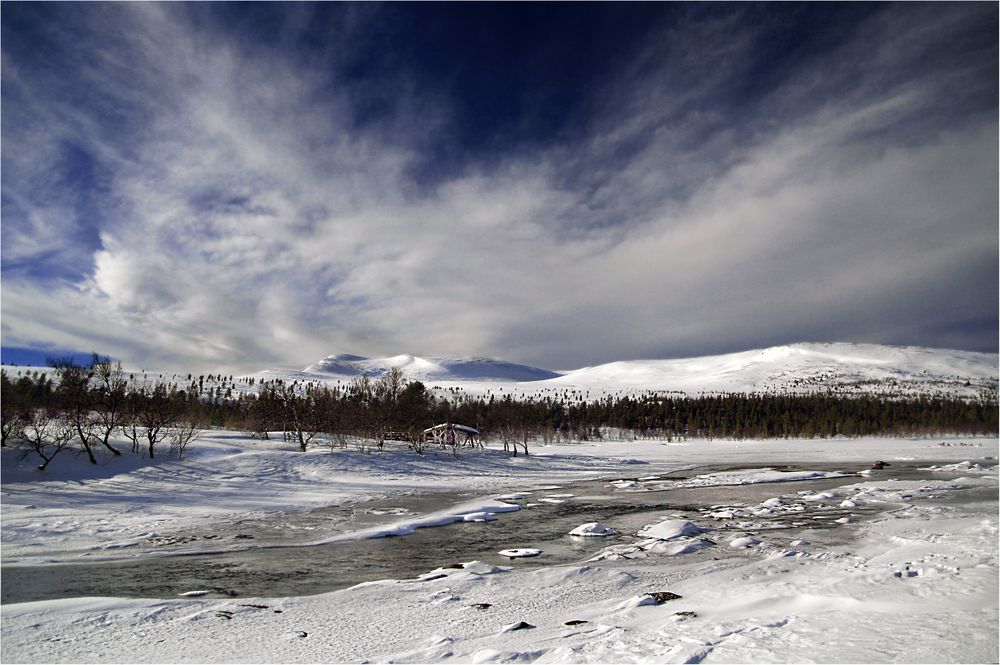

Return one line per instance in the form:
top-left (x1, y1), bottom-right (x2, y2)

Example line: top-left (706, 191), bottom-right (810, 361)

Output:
top-left (2, 434), bottom-right (997, 663)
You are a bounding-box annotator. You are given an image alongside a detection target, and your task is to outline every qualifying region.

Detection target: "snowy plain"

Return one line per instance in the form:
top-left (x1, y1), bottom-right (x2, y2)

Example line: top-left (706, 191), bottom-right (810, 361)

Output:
top-left (2, 432), bottom-right (997, 663)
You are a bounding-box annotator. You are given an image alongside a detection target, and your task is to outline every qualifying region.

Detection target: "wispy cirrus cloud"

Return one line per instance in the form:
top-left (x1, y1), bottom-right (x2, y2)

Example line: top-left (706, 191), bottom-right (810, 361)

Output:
top-left (1, 3), bottom-right (996, 371)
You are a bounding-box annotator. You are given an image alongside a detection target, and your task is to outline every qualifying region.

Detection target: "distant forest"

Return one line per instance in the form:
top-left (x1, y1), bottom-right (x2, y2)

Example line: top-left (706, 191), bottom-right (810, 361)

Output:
top-left (2, 356), bottom-right (996, 468)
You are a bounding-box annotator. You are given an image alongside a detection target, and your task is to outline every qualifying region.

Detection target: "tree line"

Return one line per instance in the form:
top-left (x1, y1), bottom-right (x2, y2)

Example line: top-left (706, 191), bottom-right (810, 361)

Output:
top-left (2, 356), bottom-right (996, 470)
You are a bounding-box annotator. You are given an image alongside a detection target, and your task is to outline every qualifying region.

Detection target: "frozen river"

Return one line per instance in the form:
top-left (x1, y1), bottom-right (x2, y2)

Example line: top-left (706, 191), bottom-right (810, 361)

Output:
top-left (3, 461), bottom-right (977, 604)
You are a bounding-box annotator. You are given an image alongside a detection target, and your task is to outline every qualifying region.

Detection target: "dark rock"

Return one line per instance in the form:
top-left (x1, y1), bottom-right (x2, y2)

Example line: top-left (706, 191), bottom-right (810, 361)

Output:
top-left (674, 611), bottom-right (698, 618)
top-left (644, 591), bottom-right (683, 604)
top-left (274, 610), bottom-right (283, 614)
top-left (420, 573), bottom-right (448, 582)
top-left (471, 603), bottom-right (492, 611)
top-left (215, 611), bottom-right (234, 620)
top-left (872, 460), bottom-right (890, 470)
top-left (444, 563), bottom-right (465, 569)
top-left (564, 620), bottom-right (588, 626)
top-left (296, 631), bottom-right (308, 638)
top-left (238, 604), bottom-right (269, 610)
top-left (234, 534), bottom-right (255, 540)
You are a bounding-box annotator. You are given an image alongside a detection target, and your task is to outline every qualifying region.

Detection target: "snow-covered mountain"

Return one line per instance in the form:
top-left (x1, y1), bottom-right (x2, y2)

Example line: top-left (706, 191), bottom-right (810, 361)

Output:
top-left (295, 343), bottom-right (997, 398)
top-left (303, 353), bottom-right (560, 382)
top-left (550, 342), bottom-right (998, 397)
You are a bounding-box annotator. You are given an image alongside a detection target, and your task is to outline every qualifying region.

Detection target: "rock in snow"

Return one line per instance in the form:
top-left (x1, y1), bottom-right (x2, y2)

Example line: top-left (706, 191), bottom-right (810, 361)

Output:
top-left (499, 621), bottom-right (536, 633)
top-left (644, 591), bottom-right (683, 603)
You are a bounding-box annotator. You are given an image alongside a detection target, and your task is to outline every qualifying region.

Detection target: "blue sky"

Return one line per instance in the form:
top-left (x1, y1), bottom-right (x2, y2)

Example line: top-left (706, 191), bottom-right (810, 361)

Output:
top-left (1, 2), bottom-right (997, 372)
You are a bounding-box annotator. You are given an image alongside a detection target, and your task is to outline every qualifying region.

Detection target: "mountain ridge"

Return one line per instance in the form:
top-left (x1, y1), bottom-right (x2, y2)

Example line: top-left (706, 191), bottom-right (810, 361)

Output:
top-left (304, 353), bottom-right (560, 382)
top-left (296, 342), bottom-right (997, 398)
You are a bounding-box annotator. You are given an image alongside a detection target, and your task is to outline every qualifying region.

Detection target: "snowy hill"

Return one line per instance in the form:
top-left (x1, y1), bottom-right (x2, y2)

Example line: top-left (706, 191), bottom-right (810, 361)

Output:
top-left (550, 342), bottom-right (998, 397)
top-left (303, 353), bottom-right (560, 382)
top-left (295, 343), bottom-right (997, 399)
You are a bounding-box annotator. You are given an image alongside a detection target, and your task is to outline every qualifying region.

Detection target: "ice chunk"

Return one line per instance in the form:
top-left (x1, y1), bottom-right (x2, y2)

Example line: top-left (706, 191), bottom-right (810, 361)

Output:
top-left (462, 512), bottom-right (497, 522)
top-left (709, 510), bottom-right (736, 519)
top-left (498, 548), bottom-right (542, 559)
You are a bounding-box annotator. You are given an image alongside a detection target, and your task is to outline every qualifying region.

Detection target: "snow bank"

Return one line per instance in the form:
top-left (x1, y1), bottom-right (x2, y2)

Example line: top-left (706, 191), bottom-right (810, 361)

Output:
top-left (637, 519), bottom-right (707, 541)
top-left (920, 460), bottom-right (997, 474)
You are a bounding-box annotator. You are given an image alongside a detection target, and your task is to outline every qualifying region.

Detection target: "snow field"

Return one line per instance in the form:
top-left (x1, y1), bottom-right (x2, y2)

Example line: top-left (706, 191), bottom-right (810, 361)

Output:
top-left (1, 434), bottom-right (997, 663)
top-left (6, 432), bottom-right (990, 565)
top-left (3, 486), bottom-right (995, 664)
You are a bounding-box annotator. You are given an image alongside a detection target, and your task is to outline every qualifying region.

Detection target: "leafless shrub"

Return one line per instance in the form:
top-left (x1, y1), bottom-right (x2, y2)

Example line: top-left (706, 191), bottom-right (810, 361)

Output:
top-left (168, 421), bottom-right (200, 459)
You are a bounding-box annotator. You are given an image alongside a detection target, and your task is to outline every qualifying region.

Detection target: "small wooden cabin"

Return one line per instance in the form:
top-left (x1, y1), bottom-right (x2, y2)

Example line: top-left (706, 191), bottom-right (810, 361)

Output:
top-left (423, 422), bottom-right (480, 447)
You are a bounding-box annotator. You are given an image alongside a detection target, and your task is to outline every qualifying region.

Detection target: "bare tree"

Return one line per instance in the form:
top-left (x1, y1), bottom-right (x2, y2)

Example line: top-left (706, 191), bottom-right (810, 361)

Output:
top-left (90, 356), bottom-right (128, 456)
top-left (406, 426), bottom-right (429, 455)
top-left (494, 396), bottom-right (530, 456)
top-left (381, 367), bottom-right (407, 407)
top-left (352, 434), bottom-right (370, 454)
top-left (120, 386), bottom-right (146, 454)
top-left (370, 368), bottom-right (407, 452)
top-left (276, 383), bottom-right (321, 452)
top-left (168, 420), bottom-right (200, 459)
top-left (1, 409), bottom-right (26, 448)
top-left (1, 371), bottom-right (28, 447)
top-left (122, 380), bottom-right (181, 458)
top-left (244, 384), bottom-right (281, 440)
top-left (48, 357), bottom-right (98, 464)
top-left (348, 375), bottom-right (381, 452)
top-left (22, 409), bottom-right (76, 471)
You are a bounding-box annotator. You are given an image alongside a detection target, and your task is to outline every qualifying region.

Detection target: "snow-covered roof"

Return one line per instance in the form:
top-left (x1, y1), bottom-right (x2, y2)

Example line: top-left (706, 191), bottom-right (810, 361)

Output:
top-left (423, 423), bottom-right (479, 435)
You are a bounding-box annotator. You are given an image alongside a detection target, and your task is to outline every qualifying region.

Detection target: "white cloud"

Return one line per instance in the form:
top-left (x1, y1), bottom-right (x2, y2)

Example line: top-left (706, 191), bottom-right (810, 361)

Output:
top-left (2, 5), bottom-right (996, 372)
